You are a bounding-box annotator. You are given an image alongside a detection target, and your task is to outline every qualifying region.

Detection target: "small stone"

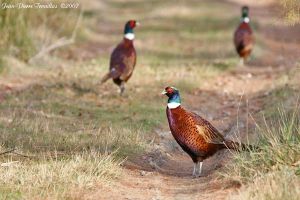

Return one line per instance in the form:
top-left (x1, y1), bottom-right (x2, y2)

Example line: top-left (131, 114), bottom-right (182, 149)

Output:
top-left (140, 170), bottom-right (146, 176)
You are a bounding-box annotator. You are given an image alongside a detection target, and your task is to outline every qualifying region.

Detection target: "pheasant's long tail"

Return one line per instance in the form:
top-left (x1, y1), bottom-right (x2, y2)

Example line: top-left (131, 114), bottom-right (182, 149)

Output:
top-left (100, 72), bottom-right (111, 84)
top-left (223, 140), bottom-right (258, 151)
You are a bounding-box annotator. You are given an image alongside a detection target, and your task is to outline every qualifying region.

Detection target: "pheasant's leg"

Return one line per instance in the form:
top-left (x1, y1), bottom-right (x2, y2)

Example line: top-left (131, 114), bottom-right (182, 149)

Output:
top-left (119, 82), bottom-right (125, 95)
top-left (193, 162), bottom-right (200, 177)
top-left (193, 163), bottom-right (197, 176)
top-left (192, 160), bottom-right (203, 177)
top-left (198, 162), bottom-right (203, 176)
top-left (239, 58), bottom-right (244, 66)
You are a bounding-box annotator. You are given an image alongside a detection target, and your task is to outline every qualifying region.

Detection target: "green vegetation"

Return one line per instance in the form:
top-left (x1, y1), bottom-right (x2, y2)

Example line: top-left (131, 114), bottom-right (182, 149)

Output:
top-left (0, 70), bottom-right (158, 154)
top-left (225, 105), bottom-right (300, 179)
top-left (225, 85), bottom-right (300, 199)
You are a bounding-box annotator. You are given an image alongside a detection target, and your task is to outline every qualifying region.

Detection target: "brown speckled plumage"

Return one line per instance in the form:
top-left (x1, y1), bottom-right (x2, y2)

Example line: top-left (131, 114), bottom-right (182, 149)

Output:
top-left (100, 20), bottom-right (138, 95)
top-left (109, 39), bottom-right (136, 85)
top-left (234, 6), bottom-right (254, 64)
top-left (234, 22), bottom-right (254, 59)
top-left (163, 86), bottom-right (254, 177)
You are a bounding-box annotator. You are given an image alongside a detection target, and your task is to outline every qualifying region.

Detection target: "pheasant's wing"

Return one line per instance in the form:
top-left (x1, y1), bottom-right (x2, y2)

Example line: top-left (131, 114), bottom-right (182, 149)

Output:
top-left (109, 45), bottom-right (126, 79)
top-left (109, 43), bottom-right (136, 81)
top-left (119, 49), bottom-right (136, 81)
top-left (190, 112), bottom-right (225, 144)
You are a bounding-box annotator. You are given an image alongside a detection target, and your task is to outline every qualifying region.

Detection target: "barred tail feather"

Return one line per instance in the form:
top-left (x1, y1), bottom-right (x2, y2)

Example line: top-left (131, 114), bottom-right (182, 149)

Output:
top-left (223, 140), bottom-right (258, 151)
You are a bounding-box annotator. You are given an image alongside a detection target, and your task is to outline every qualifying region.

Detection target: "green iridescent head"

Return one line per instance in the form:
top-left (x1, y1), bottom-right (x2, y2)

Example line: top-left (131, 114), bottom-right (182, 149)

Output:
top-left (241, 6), bottom-right (249, 18)
top-left (162, 86), bottom-right (181, 104)
top-left (124, 20), bottom-right (139, 34)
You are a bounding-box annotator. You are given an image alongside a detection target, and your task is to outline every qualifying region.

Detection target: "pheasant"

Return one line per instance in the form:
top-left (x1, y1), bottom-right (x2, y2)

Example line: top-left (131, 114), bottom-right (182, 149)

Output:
top-left (100, 20), bottom-right (139, 95)
top-left (162, 86), bottom-right (254, 177)
top-left (234, 6), bottom-right (254, 66)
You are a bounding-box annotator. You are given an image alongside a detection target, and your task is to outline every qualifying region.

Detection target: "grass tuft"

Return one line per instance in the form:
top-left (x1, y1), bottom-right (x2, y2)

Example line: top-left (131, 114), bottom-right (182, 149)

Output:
top-left (0, 151), bottom-right (121, 199)
top-left (224, 104), bottom-right (300, 199)
top-left (228, 168), bottom-right (300, 200)
top-left (225, 105), bottom-right (300, 181)
top-left (280, 0), bottom-right (300, 25)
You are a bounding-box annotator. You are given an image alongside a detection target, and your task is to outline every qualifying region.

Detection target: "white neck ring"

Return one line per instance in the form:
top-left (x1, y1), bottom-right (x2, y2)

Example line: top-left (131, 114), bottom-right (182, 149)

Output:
top-left (124, 33), bottom-right (135, 40)
top-left (167, 102), bottom-right (181, 109)
top-left (243, 17), bottom-right (250, 23)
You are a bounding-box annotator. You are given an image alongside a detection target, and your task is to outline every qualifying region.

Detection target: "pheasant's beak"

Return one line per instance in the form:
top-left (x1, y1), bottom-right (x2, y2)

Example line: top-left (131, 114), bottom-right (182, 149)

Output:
top-left (135, 22), bottom-right (140, 27)
top-left (161, 90), bottom-right (167, 95)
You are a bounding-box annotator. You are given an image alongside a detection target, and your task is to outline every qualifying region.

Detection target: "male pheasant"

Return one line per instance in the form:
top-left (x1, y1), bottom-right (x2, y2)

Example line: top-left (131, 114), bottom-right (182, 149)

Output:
top-left (100, 20), bottom-right (139, 95)
top-left (162, 86), bottom-right (254, 177)
top-left (234, 6), bottom-right (254, 66)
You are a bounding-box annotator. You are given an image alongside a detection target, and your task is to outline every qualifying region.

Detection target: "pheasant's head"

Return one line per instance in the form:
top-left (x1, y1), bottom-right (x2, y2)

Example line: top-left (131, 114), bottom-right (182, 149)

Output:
top-left (162, 86), bottom-right (181, 108)
top-left (241, 6), bottom-right (250, 23)
top-left (124, 20), bottom-right (140, 40)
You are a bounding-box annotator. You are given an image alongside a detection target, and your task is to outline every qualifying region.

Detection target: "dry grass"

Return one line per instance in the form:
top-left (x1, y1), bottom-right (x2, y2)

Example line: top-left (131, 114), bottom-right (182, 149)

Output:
top-left (0, 0), bottom-right (81, 62)
top-left (0, 76), bottom-right (149, 155)
top-left (224, 98), bottom-right (300, 199)
top-left (0, 85), bottom-right (143, 199)
top-left (225, 105), bottom-right (300, 179)
top-left (0, 151), bottom-right (121, 199)
top-left (280, 0), bottom-right (300, 25)
top-left (228, 169), bottom-right (300, 200)
top-left (223, 67), bottom-right (300, 199)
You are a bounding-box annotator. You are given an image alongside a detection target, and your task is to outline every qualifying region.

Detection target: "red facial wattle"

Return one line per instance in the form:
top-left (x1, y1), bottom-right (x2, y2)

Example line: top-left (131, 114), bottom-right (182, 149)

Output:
top-left (129, 20), bottom-right (135, 28)
top-left (166, 87), bottom-right (174, 94)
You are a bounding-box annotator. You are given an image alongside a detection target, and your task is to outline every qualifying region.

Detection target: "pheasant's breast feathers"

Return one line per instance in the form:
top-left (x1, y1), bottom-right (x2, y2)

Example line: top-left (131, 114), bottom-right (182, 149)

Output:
top-left (237, 22), bottom-right (252, 33)
top-left (234, 22), bottom-right (254, 57)
top-left (234, 23), bottom-right (254, 42)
